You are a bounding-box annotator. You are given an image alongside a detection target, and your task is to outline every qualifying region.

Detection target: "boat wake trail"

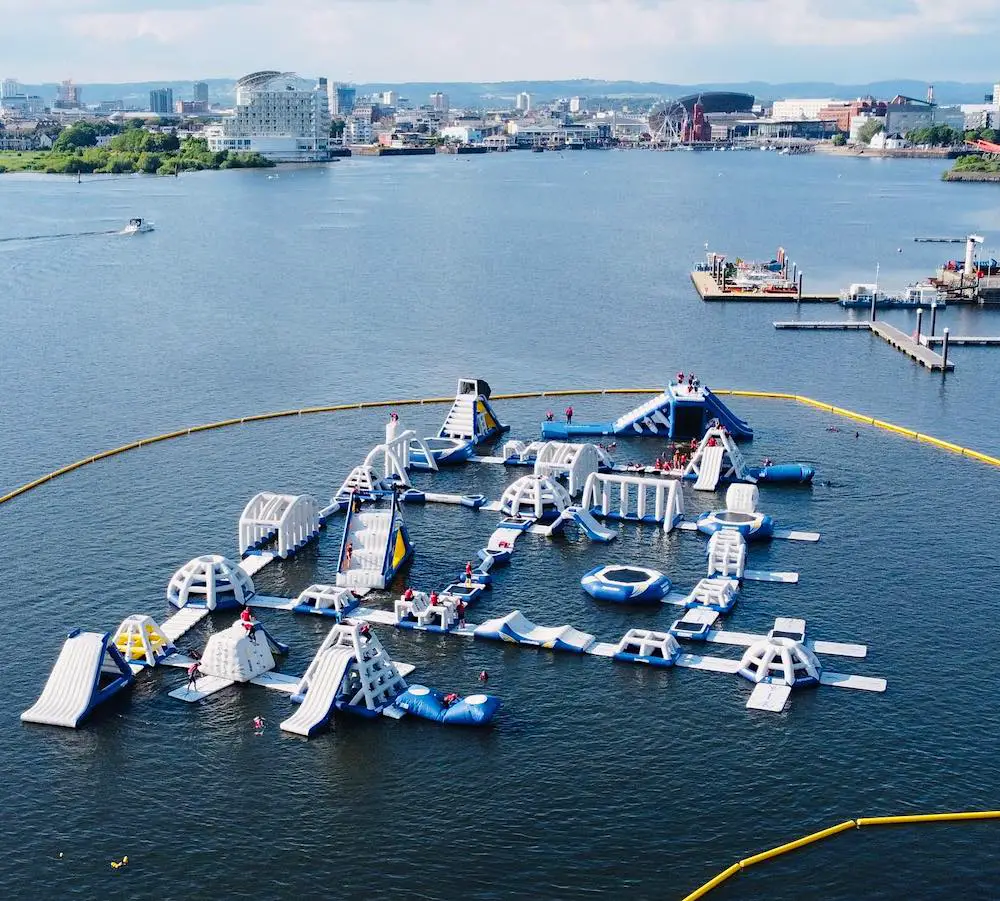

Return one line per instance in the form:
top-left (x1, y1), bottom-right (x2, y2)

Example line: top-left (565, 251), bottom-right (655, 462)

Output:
top-left (0, 229), bottom-right (122, 243)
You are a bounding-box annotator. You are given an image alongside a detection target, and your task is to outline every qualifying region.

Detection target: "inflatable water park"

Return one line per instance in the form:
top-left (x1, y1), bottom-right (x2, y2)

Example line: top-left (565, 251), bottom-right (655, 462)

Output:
top-left (21, 376), bottom-right (885, 738)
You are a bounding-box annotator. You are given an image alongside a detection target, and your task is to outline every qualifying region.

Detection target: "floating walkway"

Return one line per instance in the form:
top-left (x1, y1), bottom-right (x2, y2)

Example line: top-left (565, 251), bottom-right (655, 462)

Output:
top-left (691, 271), bottom-right (838, 303)
top-left (923, 334), bottom-right (1000, 346)
top-left (774, 320), bottom-right (954, 371)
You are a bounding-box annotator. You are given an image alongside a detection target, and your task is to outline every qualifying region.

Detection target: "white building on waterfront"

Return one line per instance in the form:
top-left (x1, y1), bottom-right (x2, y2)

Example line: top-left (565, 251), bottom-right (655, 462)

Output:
top-left (516, 91), bottom-right (532, 113)
top-left (346, 115), bottom-right (374, 144)
top-left (430, 91), bottom-right (450, 114)
top-left (205, 71), bottom-right (330, 162)
top-left (770, 98), bottom-right (834, 120)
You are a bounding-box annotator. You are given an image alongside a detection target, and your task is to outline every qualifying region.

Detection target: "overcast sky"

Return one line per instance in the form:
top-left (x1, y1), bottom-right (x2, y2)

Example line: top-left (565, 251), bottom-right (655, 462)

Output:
top-left (3, 0), bottom-right (999, 84)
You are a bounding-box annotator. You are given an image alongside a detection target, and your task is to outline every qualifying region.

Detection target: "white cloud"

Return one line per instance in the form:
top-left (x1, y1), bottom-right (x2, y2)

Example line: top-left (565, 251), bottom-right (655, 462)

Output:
top-left (1, 0), bottom-right (998, 83)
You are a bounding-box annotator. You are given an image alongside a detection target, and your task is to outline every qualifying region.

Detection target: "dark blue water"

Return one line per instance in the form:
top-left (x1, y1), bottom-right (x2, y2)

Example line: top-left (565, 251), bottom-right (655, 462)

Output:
top-left (2, 153), bottom-right (1000, 900)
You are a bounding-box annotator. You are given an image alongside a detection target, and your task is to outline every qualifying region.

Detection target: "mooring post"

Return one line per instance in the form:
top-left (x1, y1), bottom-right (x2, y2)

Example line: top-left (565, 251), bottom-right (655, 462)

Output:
top-left (941, 328), bottom-right (950, 372)
top-left (915, 307), bottom-right (923, 343)
top-left (930, 301), bottom-right (938, 336)
top-left (797, 272), bottom-right (803, 302)
top-left (870, 289), bottom-right (877, 322)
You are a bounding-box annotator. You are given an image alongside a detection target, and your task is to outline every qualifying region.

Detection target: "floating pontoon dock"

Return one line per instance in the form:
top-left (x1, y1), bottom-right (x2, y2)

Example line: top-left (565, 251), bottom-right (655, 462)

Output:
top-left (774, 320), bottom-right (955, 371)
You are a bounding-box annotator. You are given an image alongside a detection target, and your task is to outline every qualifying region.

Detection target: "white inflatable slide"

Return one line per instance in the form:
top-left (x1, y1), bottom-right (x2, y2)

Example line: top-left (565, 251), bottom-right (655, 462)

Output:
top-left (280, 647), bottom-right (354, 737)
top-left (336, 509), bottom-right (392, 591)
top-left (693, 444), bottom-right (725, 491)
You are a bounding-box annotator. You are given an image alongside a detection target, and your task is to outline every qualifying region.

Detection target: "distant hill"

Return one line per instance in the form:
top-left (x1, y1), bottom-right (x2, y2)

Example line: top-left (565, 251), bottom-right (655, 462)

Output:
top-left (18, 77), bottom-right (992, 108)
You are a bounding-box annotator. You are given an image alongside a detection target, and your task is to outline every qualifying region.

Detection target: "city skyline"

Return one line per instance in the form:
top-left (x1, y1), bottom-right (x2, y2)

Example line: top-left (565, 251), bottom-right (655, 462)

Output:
top-left (2, 0), bottom-right (999, 85)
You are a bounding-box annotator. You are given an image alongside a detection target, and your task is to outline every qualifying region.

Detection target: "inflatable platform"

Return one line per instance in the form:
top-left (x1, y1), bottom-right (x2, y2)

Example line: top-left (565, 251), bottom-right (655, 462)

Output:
top-left (541, 383), bottom-right (753, 441)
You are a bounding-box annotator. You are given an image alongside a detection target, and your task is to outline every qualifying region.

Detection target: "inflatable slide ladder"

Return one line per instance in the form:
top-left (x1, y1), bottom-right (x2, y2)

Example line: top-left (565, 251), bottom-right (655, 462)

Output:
top-left (22, 630), bottom-right (135, 729)
top-left (707, 530), bottom-right (747, 580)
top-left (438, 379), bottom-right (509, 445)
top-left (611, 391), bottom-right (673, 435)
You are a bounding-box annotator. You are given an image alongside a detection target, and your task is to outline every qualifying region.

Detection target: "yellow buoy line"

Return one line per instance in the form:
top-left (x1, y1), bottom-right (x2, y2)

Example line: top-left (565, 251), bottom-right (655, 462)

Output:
top-left (680, 810), bottom-right (1000, 901)
top-left (0, 387), bottom-right (997, 509)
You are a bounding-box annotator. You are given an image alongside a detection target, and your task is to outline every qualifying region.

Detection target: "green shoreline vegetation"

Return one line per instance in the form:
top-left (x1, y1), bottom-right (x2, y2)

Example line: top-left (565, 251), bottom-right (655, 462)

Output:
top-left (0, 121), bottom-right (274, 176)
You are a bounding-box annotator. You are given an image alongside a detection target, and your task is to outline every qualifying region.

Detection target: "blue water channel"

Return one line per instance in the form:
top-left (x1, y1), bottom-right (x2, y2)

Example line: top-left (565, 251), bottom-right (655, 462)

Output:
top-left (1, 150), bottom-right (999, 899)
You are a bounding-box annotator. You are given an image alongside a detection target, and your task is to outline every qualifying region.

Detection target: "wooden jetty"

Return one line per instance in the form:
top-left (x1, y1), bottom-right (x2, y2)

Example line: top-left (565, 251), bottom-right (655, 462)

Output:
top-left (774, 322), bottom-right (871, 330)
top-left (923, 335), bottom-right (1000, 346)
top-left (691, 271), bottom-right (838, 303)
top-left (774, 320), bottom-right (954, 371)
top-left (869, 322), bottom-right (953, 370)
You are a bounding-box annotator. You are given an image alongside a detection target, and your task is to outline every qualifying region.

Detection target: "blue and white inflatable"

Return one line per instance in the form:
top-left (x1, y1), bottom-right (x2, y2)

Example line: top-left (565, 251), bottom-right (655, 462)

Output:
top-left (581, 565), bottom-right (671, 604)
top-left (696, 510), bottom-right (774, 541)
top-left (745, 463), bottom-right (815, 484)
top-left (407, 437), bottom-right (475, 469)
top-left (395, 685), bottom-right (501, 725)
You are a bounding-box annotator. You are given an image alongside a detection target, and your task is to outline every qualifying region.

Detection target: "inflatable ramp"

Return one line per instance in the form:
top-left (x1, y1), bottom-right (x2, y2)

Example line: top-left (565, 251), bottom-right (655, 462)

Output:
top-left (474, 610), bottom-right (596, 653)
top-left (438, 378), bottom-right (509, 445)
top-left (280, 647), bottom-right (354, 737)
top-left (336, 493), bottom-right (413, 592)
top-left (693, 444), bottom-right (725, 491)
top-left (22, 630), bottom-right (134, 728)
top-left (703, 388), bottom-right (753, 440)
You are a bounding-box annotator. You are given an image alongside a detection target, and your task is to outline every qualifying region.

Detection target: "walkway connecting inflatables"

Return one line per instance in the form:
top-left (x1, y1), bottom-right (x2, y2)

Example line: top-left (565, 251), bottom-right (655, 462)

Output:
top-left (21, 630), bottom-right (135, 728)
top-left (474, 611), bottom-right (597, 653)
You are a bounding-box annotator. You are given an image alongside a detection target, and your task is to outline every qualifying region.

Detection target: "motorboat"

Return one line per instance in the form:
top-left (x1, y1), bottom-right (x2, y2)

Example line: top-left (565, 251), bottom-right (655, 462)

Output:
top-left (123, 218), bottom-right (154, 235)
top-left (839, 281), bottom-right (945, 308)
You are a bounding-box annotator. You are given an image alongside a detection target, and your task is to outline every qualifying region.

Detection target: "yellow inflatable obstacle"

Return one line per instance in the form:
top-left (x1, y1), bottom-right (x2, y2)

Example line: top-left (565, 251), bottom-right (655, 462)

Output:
top-left (111, 615), bottom-right (173, 666)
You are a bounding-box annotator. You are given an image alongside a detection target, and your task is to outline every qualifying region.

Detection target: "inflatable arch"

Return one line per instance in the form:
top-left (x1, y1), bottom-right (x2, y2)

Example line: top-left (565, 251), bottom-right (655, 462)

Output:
top-left (533, 442), bottom-right (608, 497)
top-left (238, 492), bottom-right (321, 559)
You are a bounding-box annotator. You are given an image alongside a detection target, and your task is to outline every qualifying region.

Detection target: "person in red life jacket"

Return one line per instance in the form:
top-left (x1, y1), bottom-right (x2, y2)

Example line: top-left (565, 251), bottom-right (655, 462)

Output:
top-left (342, 540), bottom-right (353, 571)
top-left (545, 411), bottom-right (554, 422)
top-left (403, 586), bottom-right (415, 603)
top-left (456, 599), bottom-right (467, 626)
top-left (240, 606), bottom-right (253, 630)
top-left (565, 405), bottom-right (574, 424)
top-left (186, 660), bottom-right (201, 690)
top-left (464, 561), bottom-right (474, 587)
top-left (706, 436), bottom-right (718, 447)
top-left (478, 670), bottom-right (489, 683)
top-left (676, 371), bottom-right (684, 384)
top-left (359, 622), bottom-right (371, 637)
top-left (442, 692), bottom-right (460, 708)
top-left (429, 590), bottom-right (439, 606)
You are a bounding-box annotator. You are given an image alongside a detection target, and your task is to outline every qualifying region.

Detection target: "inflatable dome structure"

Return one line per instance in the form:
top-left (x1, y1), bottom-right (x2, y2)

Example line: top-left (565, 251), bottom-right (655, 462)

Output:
top-left (500, 474), bottom-right (571, 522)
top-left (737, 634), bottom-right (822, 688)
top-left (167, 554), bottom-right (256, 611)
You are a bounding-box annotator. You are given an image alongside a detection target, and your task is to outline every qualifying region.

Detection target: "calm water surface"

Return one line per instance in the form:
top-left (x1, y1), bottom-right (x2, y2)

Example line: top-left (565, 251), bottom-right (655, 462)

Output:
top-left (1, 151), bottom-right (999, 900)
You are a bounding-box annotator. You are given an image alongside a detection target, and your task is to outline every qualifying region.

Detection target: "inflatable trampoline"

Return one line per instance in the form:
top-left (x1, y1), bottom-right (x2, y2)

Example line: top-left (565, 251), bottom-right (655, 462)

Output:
top-left (696, 509), bottom-right (774, 541)
top-left (408, 437), bottom-right (475, 469)
top-left (580, 565), bottom-right (671, 604)
top-left (395, 685), bottom-right (500, 725)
